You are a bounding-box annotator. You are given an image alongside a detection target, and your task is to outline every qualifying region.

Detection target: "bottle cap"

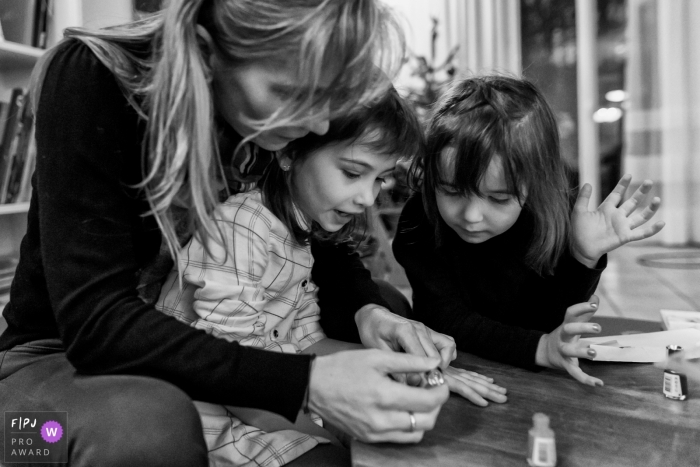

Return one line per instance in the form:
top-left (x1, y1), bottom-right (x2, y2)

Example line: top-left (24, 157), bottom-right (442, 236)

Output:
top-left (533, 412), bottom-right (549, 429)
top-left (667, 345), bottom-right (683, 357)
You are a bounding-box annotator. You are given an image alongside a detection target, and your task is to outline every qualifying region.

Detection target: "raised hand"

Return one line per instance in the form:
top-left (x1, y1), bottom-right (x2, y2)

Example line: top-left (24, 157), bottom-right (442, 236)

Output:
top-left (535, 295), bottom-right (604, 387)
top-left (571, 174), bottom-right (665, 268)
top-left (443, 366), bottom-right (508, 407)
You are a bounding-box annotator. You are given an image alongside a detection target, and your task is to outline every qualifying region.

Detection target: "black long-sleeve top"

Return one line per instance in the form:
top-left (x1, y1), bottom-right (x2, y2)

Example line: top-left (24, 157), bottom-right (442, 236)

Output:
top-left (0, 39), bottom-right (387, 420)
top-left (393, 194), bottom-right (606, 370)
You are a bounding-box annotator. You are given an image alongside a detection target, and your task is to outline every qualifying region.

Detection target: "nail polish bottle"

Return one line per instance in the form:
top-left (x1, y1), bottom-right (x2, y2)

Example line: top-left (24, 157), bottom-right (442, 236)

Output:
top-left (527, 413), bottom-right (556, 467)
top-left (663, 345), bottom-right (688, 401)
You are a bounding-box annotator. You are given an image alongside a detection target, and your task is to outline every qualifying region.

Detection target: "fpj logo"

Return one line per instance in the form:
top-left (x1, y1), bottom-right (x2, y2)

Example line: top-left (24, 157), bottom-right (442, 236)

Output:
top-left (4, 411), bottom-right (68, 463)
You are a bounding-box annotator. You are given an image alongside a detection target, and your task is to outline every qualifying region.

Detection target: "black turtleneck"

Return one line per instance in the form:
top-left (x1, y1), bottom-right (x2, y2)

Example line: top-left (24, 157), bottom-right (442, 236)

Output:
top-left (393, 194), bottom-right (606, 370)
top-left (0, 39), bottom-right (387, 420)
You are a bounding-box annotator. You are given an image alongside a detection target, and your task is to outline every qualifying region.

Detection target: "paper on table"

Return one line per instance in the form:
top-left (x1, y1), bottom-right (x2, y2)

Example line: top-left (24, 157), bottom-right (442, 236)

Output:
top-left (580, 329), bottom-right (700, 363)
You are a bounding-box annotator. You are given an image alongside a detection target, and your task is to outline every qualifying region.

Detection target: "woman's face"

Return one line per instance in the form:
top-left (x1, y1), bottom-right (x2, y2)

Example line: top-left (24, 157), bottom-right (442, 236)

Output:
top-left (436, 149), bottom-right (526, 244)
top-left (211, 56), bottom-right (331, 151)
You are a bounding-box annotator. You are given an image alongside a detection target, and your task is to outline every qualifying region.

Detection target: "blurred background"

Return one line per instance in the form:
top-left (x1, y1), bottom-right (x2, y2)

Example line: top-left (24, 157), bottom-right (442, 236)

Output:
top-left (360, 0), bottom-right (700, 306)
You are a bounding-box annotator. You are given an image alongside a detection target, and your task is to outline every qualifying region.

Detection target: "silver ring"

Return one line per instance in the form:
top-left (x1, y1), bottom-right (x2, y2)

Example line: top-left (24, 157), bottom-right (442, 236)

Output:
top-left (408, 411), bottom-right (416, 433)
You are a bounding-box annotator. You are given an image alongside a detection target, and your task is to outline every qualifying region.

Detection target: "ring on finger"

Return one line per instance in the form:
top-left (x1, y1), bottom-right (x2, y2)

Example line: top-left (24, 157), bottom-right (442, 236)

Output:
top-left (408, 411), bottom-right (416, 433)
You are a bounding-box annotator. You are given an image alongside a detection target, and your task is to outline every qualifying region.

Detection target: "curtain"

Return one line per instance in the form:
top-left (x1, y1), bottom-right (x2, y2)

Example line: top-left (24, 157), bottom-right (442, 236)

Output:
top-left (444, 0), bottom-right (521, 76)
top-left (624, 0), bottom-right (700, 245)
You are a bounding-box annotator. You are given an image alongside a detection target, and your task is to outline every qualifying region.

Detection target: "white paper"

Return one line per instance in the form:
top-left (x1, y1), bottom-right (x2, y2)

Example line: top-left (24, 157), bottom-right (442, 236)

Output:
top-left (580, 329), bottom-right (700, 362)
top-left (659, 309), bottom-right (700, 331)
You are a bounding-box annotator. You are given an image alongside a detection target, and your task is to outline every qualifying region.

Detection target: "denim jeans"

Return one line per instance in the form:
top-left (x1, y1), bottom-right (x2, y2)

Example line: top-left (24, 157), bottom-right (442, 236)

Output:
top-left (0, 339), bottom-right (351, 466)
top-left (0, 339), bottom-right (208, 467)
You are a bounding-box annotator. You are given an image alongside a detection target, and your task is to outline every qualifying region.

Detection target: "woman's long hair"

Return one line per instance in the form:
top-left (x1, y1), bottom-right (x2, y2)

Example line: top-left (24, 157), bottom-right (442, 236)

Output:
top-left (409, 75), bottom-right (571, 275)
top-left (29, 0), bottom-right (405, 261)
top-left (264, 87), bottom-right (424, 245)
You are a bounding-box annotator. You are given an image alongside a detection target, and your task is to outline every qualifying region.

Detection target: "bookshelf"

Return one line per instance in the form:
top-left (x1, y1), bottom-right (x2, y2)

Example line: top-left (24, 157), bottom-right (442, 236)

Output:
top-left (0, 42), bottom-right (41, 264)
top-left (0, 0), bottom-right (134, 283)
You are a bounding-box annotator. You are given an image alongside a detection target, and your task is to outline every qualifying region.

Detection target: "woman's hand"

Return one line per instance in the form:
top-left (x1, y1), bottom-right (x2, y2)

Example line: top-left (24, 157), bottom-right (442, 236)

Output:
top-left (308, 349), bottom-right (449, 443)
top-left (571, 174), bottom-right (665, 268)
top-left (443, 366), bottom-right (507, 407)
top-left (355, 305), bottom-right (457, 369)
top-left (535, 296), bottom-right (603, 387)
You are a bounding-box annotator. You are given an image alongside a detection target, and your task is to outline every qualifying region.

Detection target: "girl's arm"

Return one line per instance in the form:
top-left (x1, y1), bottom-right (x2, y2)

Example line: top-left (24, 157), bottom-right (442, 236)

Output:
top-left (311, 238), bottom-right (389, 343)
top-left (312, 239), bottom-right (456, 367)
top-left (166, 195), bottom-right (274, 340)
top-left (393, 196), bottom-right (545, 369)
top-left (571, 175), bottom-right (665, 268)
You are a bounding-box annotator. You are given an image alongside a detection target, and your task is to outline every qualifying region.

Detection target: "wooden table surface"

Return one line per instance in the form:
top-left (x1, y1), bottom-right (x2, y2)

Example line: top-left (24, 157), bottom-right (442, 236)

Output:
top-left (352, 348), bottom-right (700, 466)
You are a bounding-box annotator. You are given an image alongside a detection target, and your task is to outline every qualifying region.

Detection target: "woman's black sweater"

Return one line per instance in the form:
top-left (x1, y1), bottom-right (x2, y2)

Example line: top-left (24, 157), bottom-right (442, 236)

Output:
top-left (0, 39), bottom-right (387, 421)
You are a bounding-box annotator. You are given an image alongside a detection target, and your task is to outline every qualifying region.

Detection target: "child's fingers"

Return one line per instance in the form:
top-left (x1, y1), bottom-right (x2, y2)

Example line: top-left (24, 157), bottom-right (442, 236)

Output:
top-left (562, 321), bottom-right (601, 339)
top-left (563, 360), bottom-right (604, 387)
top-left (445, 372), bottom-right (508, 406)
top-left (600, 174), bottom-right (632, 207)
top-left (563, 298), bottom-right (599, 323)
top-left (627, 197), bottom-right (661, 229)
top-left (463, 370), bottom-right (495, 383)
top-left (618, 179), bottom-right (653, 215)
top-left (628, 221), bottom-right (666, 242)
top-left (445, 367), bottom-right (507, 394)
top-left (559, 341), bottom-right (597, 360)
top-left (573, 183), bottom-right (593, 213)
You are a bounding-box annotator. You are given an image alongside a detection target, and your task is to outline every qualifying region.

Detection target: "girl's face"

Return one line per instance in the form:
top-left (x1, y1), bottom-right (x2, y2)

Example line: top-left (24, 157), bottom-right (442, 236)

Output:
top-left (211, 56), bottom-right (331, 151)
top-left (436, 149), bottom-right (526, 244)
top-left (289, 142), bottom-right (397, 232)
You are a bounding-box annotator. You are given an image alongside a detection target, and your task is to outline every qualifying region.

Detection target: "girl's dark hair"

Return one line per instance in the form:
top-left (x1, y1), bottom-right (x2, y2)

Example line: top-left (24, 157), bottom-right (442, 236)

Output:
top-left (409, 75), bottom-right (570, 274)
top-left (263, 86), bottom-right (424, 244)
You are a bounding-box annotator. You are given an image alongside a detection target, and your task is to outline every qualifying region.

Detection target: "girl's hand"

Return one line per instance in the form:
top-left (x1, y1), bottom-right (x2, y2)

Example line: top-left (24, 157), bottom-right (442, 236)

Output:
top-left (535, 295), bottom-right (604, 387)
top-left (308, 349), bottom-right (449, 443)
top-left (443, 366), bottom-right (508, 407)
top-left (355, 305), bottom-right (457, 369)
top-left (571, 174), bottom-right (665, 268)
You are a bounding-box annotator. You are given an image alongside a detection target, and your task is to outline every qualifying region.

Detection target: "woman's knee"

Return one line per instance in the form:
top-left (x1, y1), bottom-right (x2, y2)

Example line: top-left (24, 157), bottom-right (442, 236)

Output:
top-left (71, 375), bottom-right (208, 467)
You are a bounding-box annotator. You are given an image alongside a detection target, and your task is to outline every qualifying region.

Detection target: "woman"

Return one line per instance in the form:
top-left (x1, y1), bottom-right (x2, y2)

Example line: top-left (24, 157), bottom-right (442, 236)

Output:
top-left (0, 1), bottom-right (454, 465)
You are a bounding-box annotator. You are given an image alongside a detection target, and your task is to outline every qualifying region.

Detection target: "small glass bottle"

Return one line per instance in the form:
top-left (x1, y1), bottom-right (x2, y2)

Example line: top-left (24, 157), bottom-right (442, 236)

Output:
top-left (663, 345), bottom-right (688, 401)
top-left (527, 413), bottom-right (556, 467)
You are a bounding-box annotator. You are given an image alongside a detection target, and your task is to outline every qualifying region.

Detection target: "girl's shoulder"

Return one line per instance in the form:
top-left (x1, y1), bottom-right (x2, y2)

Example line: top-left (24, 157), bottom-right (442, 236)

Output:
top-left (217, 189), bottom-right (275, 235)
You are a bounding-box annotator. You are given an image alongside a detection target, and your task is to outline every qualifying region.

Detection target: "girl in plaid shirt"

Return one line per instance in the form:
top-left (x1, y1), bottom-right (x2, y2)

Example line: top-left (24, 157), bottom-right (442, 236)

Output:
top-left (158, 88), bottom-right (426, 466)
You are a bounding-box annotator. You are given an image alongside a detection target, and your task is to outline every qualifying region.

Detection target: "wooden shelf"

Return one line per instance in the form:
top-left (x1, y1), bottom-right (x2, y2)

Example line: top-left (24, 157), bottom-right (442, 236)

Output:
top-left (0, 203), bottom-right (30, 215)
top-left (0, 41), bottom-right (44, 70)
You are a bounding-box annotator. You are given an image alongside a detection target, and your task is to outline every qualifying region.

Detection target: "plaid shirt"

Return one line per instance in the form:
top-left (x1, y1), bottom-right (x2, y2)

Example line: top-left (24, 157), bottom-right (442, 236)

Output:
top-left (156, 189), bottom-right (328, 466)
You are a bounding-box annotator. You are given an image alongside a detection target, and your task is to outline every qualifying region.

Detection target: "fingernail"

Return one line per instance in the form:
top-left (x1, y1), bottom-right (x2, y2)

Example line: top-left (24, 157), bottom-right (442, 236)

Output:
top-left (590, 303), bottom-right (598, 309)
top-left (592, 324), bottom-right (601, 332)
top-left (587, 349), bottom-right (597, 358)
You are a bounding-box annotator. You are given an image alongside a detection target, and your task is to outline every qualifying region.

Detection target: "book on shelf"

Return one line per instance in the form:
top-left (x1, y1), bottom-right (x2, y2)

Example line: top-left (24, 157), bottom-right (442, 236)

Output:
top-left (0, 102), bottom-right (10, 143)
top-left (0, 255), bottom-right (18, 295)
top-left (0, 0), bottom-right (49, 48)
top-left (33, 0), bottom-right (50, 49)
top-left (4, 102), bottom-right (35, 203)
top-left (10, 124), bottom-right (36, 203)
top-left (0, 88), bottom-right (29, 204)
top-left (0, 0), bottom-right (37, 46)
top-left (660, 309), bottom-right (700, 331)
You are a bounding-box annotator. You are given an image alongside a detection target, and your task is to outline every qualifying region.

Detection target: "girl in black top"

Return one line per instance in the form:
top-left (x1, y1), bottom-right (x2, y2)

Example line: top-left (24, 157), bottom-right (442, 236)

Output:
top-left (0, 1), bottom-right (457, 465)
top-left (394, 76), bottom-right (665, 395)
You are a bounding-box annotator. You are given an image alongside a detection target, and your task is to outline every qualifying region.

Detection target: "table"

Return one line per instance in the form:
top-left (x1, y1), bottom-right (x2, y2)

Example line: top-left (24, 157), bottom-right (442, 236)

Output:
top-left (352, 320), bottom-right (700, 467)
